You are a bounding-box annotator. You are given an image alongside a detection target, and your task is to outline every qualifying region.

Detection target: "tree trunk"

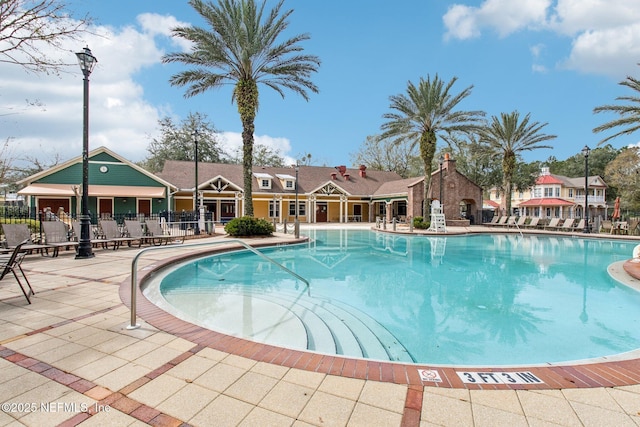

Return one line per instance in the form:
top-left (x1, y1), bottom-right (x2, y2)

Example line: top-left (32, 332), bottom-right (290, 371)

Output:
top-left (236, 80), bottom-right (258, 217)
top-left (420, 131), bottom-right (437, 218)
top-left (502, 151), bottom-right (516, 215)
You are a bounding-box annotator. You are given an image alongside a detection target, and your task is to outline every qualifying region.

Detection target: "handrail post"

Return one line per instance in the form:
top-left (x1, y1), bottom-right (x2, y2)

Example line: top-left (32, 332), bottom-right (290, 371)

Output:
top-left (127, 239), bottom-right (309, 330)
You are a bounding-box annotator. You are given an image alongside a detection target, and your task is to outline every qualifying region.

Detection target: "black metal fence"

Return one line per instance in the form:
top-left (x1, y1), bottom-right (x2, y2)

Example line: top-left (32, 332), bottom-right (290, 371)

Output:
top-left (0, 206), bottom-right (216, 242)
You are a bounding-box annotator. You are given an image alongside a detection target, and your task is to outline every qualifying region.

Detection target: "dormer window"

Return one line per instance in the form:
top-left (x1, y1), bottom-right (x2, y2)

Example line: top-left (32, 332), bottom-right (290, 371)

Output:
top-left (254, 172), bottom-right (273, 189)
top-left (275, 173), bottom-right (296, 191)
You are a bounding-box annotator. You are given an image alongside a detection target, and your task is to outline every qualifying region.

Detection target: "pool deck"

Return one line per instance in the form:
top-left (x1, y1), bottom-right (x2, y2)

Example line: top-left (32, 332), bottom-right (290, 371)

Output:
top-left (1, 224), bottom-right (639, 426)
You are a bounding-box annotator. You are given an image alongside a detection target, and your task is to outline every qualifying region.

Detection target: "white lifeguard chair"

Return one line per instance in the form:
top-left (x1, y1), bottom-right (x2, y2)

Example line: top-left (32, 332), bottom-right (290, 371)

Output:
top-left (428, 200), bottom-right (446, 233)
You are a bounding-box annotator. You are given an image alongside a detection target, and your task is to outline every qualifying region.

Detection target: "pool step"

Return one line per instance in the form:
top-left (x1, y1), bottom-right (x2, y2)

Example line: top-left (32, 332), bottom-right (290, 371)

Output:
top-left (269, 289), bottom-right (413, 362)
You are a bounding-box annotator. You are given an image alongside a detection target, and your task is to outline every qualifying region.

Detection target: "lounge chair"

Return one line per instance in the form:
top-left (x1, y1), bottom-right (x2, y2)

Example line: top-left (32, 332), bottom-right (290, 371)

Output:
top-left (42, 221), bottom-right (79, 257)
top-left (99, 219), bottom-right (140, 249)
top-left (503, 216), bottom-right (517, 227)
top-left (72, 221), bottom-right (110, 249)
top-left (523, 217), bottom-right (540, 228)
top-left (558, 218), bottom-right (575, 231)
top-left (600, 220), bottom-right (613, 234)
top-left (145, 220), bottom-right (183, 245)
top-left (1, 223), bottom-right (51, 255)
top-left (509, 216), bottom-right (527, 228)
top-left (487, 216), bottom-right (508, 227)
top-left (124, 219), bottom-right (152, 246)
top-left (543, 218), bottom-right (562, 231)
top-left (0, 240), bottom-right (35, 304)
top-left (484, 216), bottom-right (500, 225)
top-left (572, 219), bottom-right (585, 231)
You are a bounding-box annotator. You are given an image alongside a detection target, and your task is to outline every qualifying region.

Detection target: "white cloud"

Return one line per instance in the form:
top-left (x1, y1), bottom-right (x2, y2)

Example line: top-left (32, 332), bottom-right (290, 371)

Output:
top-left (0, 12), bottom-right (289, 172)
top-left (443, 0), bottom-right (640, 79)
top-left (443, 0), bottom-right (551, 40)
top-left (562, 23), bottom-right (640, 78)
top-left (137, 13), bottom-right (192, 51)
top-left (220, 132), bottom-right (295, 164)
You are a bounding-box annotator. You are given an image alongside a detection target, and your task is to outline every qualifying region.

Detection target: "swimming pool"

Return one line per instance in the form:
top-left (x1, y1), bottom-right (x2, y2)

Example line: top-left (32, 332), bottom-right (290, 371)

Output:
top-left (143, 230), bottom-right (640, 366)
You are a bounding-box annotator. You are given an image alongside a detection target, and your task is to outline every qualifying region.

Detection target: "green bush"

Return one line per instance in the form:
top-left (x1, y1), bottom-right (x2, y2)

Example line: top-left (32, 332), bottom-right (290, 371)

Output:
top-left (224, 216), bottom-right (274, 236)
top-left (413, 216), bottom-right (430, 229)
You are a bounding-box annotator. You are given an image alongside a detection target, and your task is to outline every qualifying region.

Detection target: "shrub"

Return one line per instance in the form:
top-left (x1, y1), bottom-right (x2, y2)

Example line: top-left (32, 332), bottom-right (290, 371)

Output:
top-left (224, 216), bottom-right (274, 236)
top-left (413, 216), bottom-right (430, 229)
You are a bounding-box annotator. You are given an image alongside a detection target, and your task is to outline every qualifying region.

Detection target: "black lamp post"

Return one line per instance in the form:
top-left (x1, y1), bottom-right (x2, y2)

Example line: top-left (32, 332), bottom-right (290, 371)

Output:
top-left (582, 145), bottom-right (590, 233)
top-left (294, 163), bottom-right (300, 238)
top-left (439, 155), bottom-right (444, 212)
top-left (192, 129), bottom-right (200, 235)
top-left (75, 46), bottom-right (97, 259)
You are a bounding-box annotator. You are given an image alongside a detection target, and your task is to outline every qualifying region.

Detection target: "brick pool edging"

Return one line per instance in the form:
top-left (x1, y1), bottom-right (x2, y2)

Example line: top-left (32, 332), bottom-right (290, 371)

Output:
top-left (119, 239), bottom-right (640, 391)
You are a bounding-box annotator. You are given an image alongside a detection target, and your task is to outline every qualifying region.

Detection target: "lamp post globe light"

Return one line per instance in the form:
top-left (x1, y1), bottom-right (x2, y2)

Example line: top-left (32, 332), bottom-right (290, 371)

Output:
top-left (582, 145), bottom-right (590, 233)
top-left (192, 129), bottom-right (200, 235)
top-left (75, 46), bottom-right (97, 259)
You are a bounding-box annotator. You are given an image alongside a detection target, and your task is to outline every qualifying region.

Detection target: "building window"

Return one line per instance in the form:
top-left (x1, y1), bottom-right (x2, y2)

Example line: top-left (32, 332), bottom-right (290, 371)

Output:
top-left (555, 188), bottom-right (560, 197)
top-left (568, 188), bottom-right (573, 198)
top-left (269, 200), bottom-right (279, 217)
top-left (534, 188), bottom-right (541, 198)
top-left (288, 202), bottom-right (305, 216)
top-left (544, 187), bottom-right (553, 197)
top-left (261, 179), bottom-right (271, 189)
top-left (285, 180), bottom-right (293, 189)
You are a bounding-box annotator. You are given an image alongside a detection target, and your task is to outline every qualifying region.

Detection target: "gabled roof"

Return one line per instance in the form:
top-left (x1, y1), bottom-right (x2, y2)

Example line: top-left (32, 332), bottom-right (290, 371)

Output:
top-left (17, 146), bottom-right (176, 190)
top-left (536, 173), bottom-right (607, 189)
top-left (158, 161), bottom-right (404, 196)
top-left (373, 177), bottom-right (424, 198)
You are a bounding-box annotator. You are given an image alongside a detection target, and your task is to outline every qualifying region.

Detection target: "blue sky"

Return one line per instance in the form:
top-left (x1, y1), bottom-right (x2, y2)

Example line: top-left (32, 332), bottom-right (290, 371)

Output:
top-left (3, 0), bottom-right (640, 169)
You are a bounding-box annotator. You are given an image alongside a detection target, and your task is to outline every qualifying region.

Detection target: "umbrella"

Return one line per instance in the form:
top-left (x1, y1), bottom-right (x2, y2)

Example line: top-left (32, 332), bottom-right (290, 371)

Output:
top-left (612, 197), bottom-right (621, 220)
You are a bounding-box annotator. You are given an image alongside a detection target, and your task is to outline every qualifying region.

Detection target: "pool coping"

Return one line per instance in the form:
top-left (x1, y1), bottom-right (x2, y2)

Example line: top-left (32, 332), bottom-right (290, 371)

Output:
top-left (119, 233), bottom-right (640, 391)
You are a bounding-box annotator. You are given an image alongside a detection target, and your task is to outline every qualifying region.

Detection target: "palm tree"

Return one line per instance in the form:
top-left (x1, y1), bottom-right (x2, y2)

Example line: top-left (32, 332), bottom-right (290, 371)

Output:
top-left (593, 72), bottom-right (640, 144)
top-left (380, 75), bottom-right (485, 216)
top-left (479, 111), bottom-right (555, 214)
top-left (162, 0), bottom-right (320, 216)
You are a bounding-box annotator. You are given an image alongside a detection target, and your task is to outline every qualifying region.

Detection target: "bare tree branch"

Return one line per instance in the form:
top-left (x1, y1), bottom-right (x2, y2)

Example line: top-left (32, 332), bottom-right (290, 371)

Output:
top-left (0, 0), bottom-right (92, 74)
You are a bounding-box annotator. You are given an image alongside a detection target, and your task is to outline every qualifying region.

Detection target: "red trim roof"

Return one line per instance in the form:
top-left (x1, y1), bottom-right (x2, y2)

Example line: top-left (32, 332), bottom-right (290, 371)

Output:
top-left (519, 198), bottom-right (574, 206)
top-left (483, 200), bottom-right (500, 208)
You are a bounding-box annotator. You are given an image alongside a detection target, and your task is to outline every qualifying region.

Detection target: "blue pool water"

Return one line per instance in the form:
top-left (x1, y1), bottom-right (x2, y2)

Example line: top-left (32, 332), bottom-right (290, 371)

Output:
top-left (145, 230), bottom-right (640, 366)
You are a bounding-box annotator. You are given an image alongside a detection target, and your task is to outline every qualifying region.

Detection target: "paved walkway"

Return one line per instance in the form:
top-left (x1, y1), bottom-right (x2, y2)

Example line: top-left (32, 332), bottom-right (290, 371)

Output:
top-left (0, 227), bottom-right (639, 426)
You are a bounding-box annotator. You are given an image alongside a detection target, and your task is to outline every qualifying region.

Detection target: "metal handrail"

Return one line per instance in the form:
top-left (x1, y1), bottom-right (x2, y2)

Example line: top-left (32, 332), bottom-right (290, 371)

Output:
top-left (127, 239), bottom-right (310, 329)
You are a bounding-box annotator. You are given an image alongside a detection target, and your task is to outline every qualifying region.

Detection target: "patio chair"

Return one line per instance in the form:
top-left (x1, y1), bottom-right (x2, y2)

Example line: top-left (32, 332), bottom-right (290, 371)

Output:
top-left (503, 216), bottom-right (517, 227)
top-left (572, 219), bottom-right (585, 232)
top-left (71, 221), bottom-right (111, 249)
top-left (543, 218), bottom-right (562, 231)
top-left (487, 216), bottom-right (508, 227)
top-left (484, 216), bottom-right (500, 225)
top-left (42, 221), bottom-right (79, 257)
top-left (124, 219), bottom-right (151, 246)
top-left (99, 219), bottom-right (139, 249)
top-left (144, 220), bottom-right (183, 245)
top-left (0, 240), bottom-right (35, 304)
top-left (1, 223), bottom-right (51, 255)
top-left (523, 217), bottom-right (540, 228)
top-left (508, 216), bottom-right (527, 228)
top-left (558, 218), bottom-right (575, 231)
top-left (600, 220), bottom-right (613, 234)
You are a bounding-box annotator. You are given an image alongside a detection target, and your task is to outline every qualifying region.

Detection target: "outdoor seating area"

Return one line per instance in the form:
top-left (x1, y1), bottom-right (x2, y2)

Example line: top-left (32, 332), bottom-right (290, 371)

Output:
top-left (483, 215), bottom-right (594, 232)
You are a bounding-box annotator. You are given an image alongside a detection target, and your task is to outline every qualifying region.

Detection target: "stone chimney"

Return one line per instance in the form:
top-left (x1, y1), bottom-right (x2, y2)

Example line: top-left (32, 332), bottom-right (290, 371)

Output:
top-left (344, 173), bottom-right (350, 180)
top-left (359, 165), bottom-right (367, 178)
top-left (336, 165), bottom-right (347, 176)
top-left (330, 172), bottom-right (337, 180)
